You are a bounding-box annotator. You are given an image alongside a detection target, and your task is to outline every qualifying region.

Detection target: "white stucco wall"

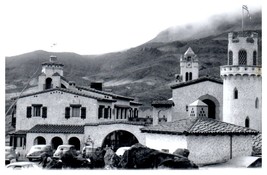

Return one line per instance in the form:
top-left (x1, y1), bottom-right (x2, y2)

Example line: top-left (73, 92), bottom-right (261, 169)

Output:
top-left (172, 81), bottom-right (223, 121)
top-left (84, 124), bottom-right (145, 148)
top-left (143, 133), bottom-right (187, 153)
top-left (16, 90), bottom-right (99, 130)
top-left (223, 76), bottom-right (262, 131)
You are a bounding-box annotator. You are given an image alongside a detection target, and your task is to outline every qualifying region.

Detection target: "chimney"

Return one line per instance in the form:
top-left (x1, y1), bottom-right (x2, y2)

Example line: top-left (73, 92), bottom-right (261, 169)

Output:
top-left (188, 100), bottom-right (208, 118)
top-left (50, 55), bottom-right (57, 62)
top-left (90, 82), bottom-right (103, 91)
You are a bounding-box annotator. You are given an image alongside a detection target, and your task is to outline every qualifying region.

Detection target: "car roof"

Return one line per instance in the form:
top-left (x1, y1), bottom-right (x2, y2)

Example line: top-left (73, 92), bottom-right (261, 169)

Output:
top-left (58, 145), bottom-right (74, 148)
top-left (7, 162), bottom-right (36, 166)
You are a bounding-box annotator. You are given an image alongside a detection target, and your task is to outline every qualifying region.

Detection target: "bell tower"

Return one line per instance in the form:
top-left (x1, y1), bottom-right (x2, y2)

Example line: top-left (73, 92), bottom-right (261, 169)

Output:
top-left (220, 32), bottom-right (261, 131)
top-left (177, 47), bottom-right (199, 82)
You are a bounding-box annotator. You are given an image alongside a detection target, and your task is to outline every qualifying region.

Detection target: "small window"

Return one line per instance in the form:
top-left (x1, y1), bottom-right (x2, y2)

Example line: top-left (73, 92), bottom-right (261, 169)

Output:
top-left (234, 88), bottom-right (238, 99)
top-left (228, 51), bottom-right (233, 65)
top-left (245, 117), bottom-right (250, 128)
top-left (72, 106), bottom-right (80, 117)
top-left (255, 98), bottom-right (259, 109)
top-left (186, 105), bottom-right (188, 111)
top-left (185, 72), bottom-right (189, 81)
top-left (98, 105), bottom-right (105, 119)
top-left (33, 106), bottom-right (42, 117)
top-left (253, 51), bottom-right (257, 66)
top-left (238, 50), bottom-right (247, 65)
top-left (189, 72), bottom-right (192, 80)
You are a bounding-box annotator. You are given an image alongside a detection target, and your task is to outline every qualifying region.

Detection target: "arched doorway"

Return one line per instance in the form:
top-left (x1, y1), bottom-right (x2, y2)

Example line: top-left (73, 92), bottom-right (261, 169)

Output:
top-left (68, 137), bottom-right (81, 150)
top-left (33, 136), bottom-right (46, 145)
top-left (102, 130), bottom-right (139, 151)
top-left (202, 99), bottom-right (216, 119)
top-left (51, 137), bottom-right (63, 150)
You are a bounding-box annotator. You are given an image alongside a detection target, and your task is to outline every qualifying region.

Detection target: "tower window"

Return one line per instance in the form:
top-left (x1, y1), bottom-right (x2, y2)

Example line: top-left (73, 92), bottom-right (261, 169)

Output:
top-left (185, 72), bottom-right (189, 81)
top-left (189, 72), bottom-right (192, 80)
top-left (255, 98), bottom-right (259, 109)
top-left (45, 78), bottom-right (53, 90)
top-left (238, 50), bottom-right (247, 65)
top-left (245, 117), bottom-right (250, 128)
top-left (228, 51), bottom-right (233, 65)
top-left (253, 51), bottom-right (257, 66)
top-left (234, 88), bottom-right (238, 99)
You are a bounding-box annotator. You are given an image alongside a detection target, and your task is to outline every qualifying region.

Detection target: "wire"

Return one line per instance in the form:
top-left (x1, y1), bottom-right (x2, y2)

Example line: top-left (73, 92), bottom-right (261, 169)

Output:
top-left (5, 64), bottom-right (41, 117)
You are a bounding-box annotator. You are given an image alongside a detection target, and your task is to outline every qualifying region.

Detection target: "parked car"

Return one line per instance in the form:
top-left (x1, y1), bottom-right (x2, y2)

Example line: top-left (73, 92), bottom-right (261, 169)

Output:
top-left (5, 146), bottom-right (19, 165)
top-left (26, 145), bottom-right (53, 161)
top-left (6, 161), bottom-right (41, 170)
top-left (115, 147), bottom-right (131, 156)
top-left (82, 146), bottom-right (96, 158)
top-left (53, 145), bottom-right (77, 159)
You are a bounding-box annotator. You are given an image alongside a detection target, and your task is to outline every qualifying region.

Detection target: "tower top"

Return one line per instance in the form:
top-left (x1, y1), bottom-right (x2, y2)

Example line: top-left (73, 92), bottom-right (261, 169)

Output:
top-left (184, 47), bottom-right (195, 57)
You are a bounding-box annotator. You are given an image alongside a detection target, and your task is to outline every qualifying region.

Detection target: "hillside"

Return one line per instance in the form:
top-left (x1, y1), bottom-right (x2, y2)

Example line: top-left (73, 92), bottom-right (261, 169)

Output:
top-left (5, 12), bottom-right (262, 111)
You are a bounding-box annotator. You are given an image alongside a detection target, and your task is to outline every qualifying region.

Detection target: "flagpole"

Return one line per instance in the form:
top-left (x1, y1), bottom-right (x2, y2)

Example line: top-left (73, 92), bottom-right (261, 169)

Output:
top-left (242, 6), bottom-right (244, 35)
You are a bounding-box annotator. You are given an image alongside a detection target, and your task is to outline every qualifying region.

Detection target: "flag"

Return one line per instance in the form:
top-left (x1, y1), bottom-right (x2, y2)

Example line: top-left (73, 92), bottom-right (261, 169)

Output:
top-left (242, 5), bottom-right (252, 20)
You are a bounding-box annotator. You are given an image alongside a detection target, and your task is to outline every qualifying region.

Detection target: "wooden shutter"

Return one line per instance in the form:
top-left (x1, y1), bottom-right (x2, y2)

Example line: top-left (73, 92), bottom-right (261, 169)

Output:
top-left (65, 107), bottom-right (70, 119)
top-left (26, 106), bottom-right (32, 118)
top-left (81, 107), bottom-right (86, 119)
top-left (42, 107), bottom-right (47, 118)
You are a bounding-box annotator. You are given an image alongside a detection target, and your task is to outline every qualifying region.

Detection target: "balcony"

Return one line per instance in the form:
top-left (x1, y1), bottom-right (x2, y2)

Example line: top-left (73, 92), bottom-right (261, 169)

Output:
top-left (220, 65), bottom-right (261, 77)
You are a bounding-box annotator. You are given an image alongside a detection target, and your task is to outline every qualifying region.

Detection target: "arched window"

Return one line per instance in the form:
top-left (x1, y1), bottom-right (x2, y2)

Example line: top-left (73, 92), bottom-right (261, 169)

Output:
top-left (185, 72), bottom-right (189, 81)
top-left (255, 98), bottom-right (259, 109)
top-left (238, 50), bottom-right (247, 65)
top-left (245, 117), bottom-right (250, 128)
top-left (253, 51), bottom-right (257, 66)
top-left (228, 51), bottom-right (233, 65)
top-left (189, 72), bottom-right (192, 80)
top-left (45, 78), bottom-right (53, 89)
top-left (234, 88), bottom-right (238, 99)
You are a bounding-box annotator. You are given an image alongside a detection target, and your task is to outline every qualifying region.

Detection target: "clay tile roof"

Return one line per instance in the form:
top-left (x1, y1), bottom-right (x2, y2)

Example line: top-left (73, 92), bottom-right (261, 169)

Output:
top-left (141, 117), bottom-right (259, 135)
top-left (9, 130), bottom-right (28, 135)
top-left (170, 76), bottom-right (223, 89)
top-left (151, 100), bottom-right (174, 107)
top-left (28, 124), bottom-right (84, 134)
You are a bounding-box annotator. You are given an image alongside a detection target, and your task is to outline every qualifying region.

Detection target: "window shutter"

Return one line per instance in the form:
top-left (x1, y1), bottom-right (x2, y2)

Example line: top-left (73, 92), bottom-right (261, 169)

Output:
top-left (81, 107), bottom-right (86, 119)
top-left (42, 107), bottom-right (47, 118)
top-left (65, 107), bottom-right (70, 119)
top-left (26, 106), bottom-right (32, 118)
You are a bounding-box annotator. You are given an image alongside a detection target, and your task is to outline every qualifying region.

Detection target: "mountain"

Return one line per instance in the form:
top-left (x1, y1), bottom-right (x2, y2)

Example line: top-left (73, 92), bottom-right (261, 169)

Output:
top-left (5, 11), bottom-right (262, 111)
top-left (149, 11), bottom-right (262, 43)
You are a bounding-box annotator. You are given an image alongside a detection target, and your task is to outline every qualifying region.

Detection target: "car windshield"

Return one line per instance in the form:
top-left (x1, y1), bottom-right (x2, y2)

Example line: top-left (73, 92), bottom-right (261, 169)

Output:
top-left (58, 146), bottom-right (72, 150)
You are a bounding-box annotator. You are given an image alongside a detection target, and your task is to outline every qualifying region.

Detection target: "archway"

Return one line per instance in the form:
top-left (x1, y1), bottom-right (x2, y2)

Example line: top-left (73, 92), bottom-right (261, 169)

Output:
top-left (33, 136), bottom-right (46, 145)
top-left (198, 94), bottom-right (220, 120)
top-left (202, 99), bottom-right (216, 119)
top-left (68, 137), bottom-right (81, 150)
top-left (51, 137), bottom-right (63, 150)
top-left (45, 78), bottom-right (53, 89)
top-left (102, 130), bottom-right (139, 151)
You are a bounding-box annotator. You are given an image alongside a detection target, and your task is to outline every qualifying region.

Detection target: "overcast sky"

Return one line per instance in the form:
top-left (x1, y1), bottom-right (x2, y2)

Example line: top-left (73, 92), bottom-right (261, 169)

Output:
top-left (2, 0), bottom-right (262, 56)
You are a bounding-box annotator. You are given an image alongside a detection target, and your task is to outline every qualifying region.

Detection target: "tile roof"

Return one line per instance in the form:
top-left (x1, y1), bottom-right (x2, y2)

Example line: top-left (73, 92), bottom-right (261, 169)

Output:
top-left (141, 117), bottom-right (259, 135)
top-left (14, 88), bottom-right (115, 102)
top-left (77, 85), bottom-right (135, 101)
top-left (9, 130), bottom-right (28, 135)
top-left (151, 100), bottom-right (174, 107)
top-left (28, 124), bottom-right (84, 134)
top-left (170, 76), bottom-right (223, 89)
top-left (189, 100), bottom-right (207, 107)
top-left (85, 121), bottom-right (147, 126)
top-left (252, 133), bottom-right (262, 156)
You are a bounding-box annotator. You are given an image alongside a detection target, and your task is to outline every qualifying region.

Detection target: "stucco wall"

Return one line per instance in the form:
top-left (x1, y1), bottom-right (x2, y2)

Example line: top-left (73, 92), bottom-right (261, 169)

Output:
top-left (187, 135), bottom-right (253, 165)
top-left (16, 90), bottom-right (99, 130)
top-left (143, 133), bottom-right (187, 153)
top-left (84, 124), bottom-right (145, 148)
top-left (172, 81), bottom-right (223, 121)
top-left (223, 76), bottom-right (262, 131)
